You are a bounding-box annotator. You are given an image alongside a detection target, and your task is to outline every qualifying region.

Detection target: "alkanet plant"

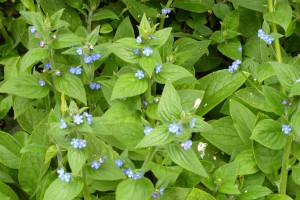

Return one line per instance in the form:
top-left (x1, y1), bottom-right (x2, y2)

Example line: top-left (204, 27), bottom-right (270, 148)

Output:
top-left (0, 0), bottom-right (300, 200)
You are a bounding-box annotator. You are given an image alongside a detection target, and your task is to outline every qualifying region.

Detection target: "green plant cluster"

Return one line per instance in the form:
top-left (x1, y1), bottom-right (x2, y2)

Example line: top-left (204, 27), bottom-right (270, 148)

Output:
top-left (0, 0), bottom-right (300, 200)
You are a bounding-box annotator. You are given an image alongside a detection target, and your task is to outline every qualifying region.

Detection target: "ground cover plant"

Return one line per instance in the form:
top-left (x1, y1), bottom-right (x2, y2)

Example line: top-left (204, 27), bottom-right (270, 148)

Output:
top-left (0, 0), bottom-right (300, 199)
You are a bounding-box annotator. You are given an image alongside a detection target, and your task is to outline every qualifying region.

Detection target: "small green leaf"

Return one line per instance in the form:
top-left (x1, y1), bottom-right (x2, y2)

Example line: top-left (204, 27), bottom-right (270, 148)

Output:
top-left (0, 75), bottom-right (51, 99)
top-left (54, 74), bottom-right (87, 105)
top-left (186, 188), bottom-right (216, 200)
top-left (20, 11), bottom-right (44, 31)
top-left (139, 56), bottom-right (156, 77)
top-left (68, 148), bottom-right (88, 175)
top-left (111, 73), bottom-right (148, 100)
top-left (230, 0), bottom-right (268, 13)
top-left (45, 145), bottom-right (58, 164)
top-left (87, 25), bottom-right (100, 44)
top-left (158, 81), bottom-right (182, 123)
top-left (173, 0), bottom-right (214, 13)
top-left (291, 165), bottom-right (300, 185)
top-left (114, 17), bottom-right (134, 41)
top-left (92, 10), bottom-right (119, 21)
top-left (107, 43), bottom-right (139, 64)
top-left (136, 125), bottom-right (175, 148)
top-left (217, 39), bottom-right (241, 60)
top-left (233, 150), bottom-right (259, 175)
top-left (20, 48), bottom-right (49, 72)
top-left (266, 194), bottom-right (293, 200)
top-left (166, 144), bottom-right (208, 177)
top-left (51, 33), bottom-right (83, 49)
top-left (20, 0), bottom-right (35, 11)
top-left (149, 28), bottom-right (172, 48)
top-left (43, 178), bottom-right (84, 200)
top-left (239, 185), bottom-right (272, 200)
top-left (251, 119), bottom-right (286, 150)
top-left (153, 63), bottom-right (193, 84)
top-left (116, 178), bottom-right (153, 200)
top-left (0, 96), bottom-right (12, 119)
top-left (262, 85), bottom-right (287, 116)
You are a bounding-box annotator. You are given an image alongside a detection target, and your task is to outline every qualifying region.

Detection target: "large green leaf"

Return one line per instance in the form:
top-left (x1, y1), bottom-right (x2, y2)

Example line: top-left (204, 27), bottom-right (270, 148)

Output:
top-left (230, 0), bottom-right (268, 13)
top-left (0, 181), bottom-right (19, 200)
top-left (251, 119), bottom-right (286, 150)
top-left (92, 10), bottom-right (119, 21)
top-left (43, 179), bottom-right (83, 200)
top-left (116, 178), bottom-right (153, 200)
top-left (68, 148), bottom-right (88, 175)
top-left (139, 56), bottom-right (156, 77)
top-left (186, 188), bottom-right (215, 200)
top-left (111, 74), bottom-right (148, 100)
top-left (20, 48), bottom-right (49, 72)
top-left (135, 125), bottom-right (175, 148)
top-left (0, 96), bottom-right (12, 119)
top-left (196, 70), bottom-right (247, 116)
top-left (107, 43), bottom-right (139, 64)
top-left (122, 0), bottom-right (158, 21)
top-left (54, 74), bottom-right (86, 105)
top-left (51, 33), bottom-right (83, 49)
top-left (201, 117), bottom-right (245, 155)
top-left (253, 142), bottom-right (283, 174)
top-left (264, 0), bottom-right (292, 31)
top-left (153, 63), bottom-right (193, 84)
top-left (114, 17), bottom-right (134, 41)
top-left (239, 185), bottom-right (272, 200)
top-left (266, 194), bottom-right (293, 200)
top-left (166, 144), bottom-right (208, 177)
top-left (158, 81), bottom-right (182, 123)
top-left (20, 11), bottom-right (44, 31)
top-left (262, 85), bottom-right (287, 116)
top-left (173, 0), bottom-right (214, 13)
top-left (149, 28), bottom-right (172, 48)
top-left (233, 150), bottom-right (259, 175)
top-left (0, 145), bottom-right (20, 169)
top-left (217, 39), bottom-right (241, 60)
top-left (0, 75), bottom-right (51, 99)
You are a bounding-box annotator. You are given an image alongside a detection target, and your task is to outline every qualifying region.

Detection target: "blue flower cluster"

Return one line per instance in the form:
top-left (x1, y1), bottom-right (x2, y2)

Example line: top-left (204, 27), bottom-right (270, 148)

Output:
top-left (258, 29), bottom-right (274, 44)
top-left (142, 46), bottom-right (153, 56)
top-left (136, 36), bottom-right (142, 44)
top-left (155, 64), bottom-right (162, 74)
top-left (180, 140), bottom-right (193, 150)
top-left (169, 122), bottom-right (183, 135)
top-left (152, 187), bottom-right (164, 198)
top-left (70, 138), bottom-right (86, 148)
top-left (57, 168), bottom-right (71, 182)
top-left (282, 125), bottom-right (292, 134)
top-left (70, 67), bottom-right (82, 75)
top-left (122, 168), bottom-right (143, 180)
top-left (76, 47), bottom-right (83, 55)
top-left (144, 126), bottom-right (153, 135)
top-left (228, 60), bottom-right (241, 74)
top-left (44, 62), bottom-right (51, 70)
top-left (84, 53), bottom-right (101, 64)
top-left (73, 114), bottom-right (84, 124)
top-left (91, 158), bottom-right (104, 169)
top-left (83, 112), bottom-right (93, 125)
top-left (90, 82), bottom-right (101, 90)
top-left (60, 119), bottom-right (67, 129)
top-left (162, 8), bottom-right (171, 14)
top-left (135, 70), bottom-right (145, 79)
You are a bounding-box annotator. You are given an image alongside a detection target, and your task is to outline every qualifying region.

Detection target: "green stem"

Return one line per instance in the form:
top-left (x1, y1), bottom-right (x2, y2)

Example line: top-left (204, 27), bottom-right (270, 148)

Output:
top-left (87, 6), bottom-right (95, 33)
top-left (240, 71), bottom-right (264, 95)
top-left (82, 168), bottom-right (91, 200)
top-left (49, 48), bottom-right (61, 106)
top-left (279, 135), bottom-right (293, 194)
top-left (159, 0), bottom-right (173, 30)
top-left (0, 19), bottom-right (9, 40)
top-left (56, 145), bottom-right (63, 166)
top-left (141, 147), bottom-right (157, 171)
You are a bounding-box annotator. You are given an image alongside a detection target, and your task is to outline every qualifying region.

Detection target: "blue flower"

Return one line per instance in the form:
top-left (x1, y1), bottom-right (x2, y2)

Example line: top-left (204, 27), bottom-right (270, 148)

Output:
top-left (99, 157), bottom-right (105, 164)
top-left (134, 48), bottom-right (140, 55)
top-left (90, 82), bottom-right (101, 90)
top-left (295, 78), bottom-right (300, 83)
top-left (228, 60), bottom-right (242, 74)
top-left (57, 168), bottom-right (71, 182)
top-left (91, 161), bottom-right (101, 169)
top-left (76, 47), bottom-right (83, 55)
top-left (44, 62), bottom-right (51, 70)
top-left (155, 64), bottom-right (162, 74)
top-left (135, 70), bottom-right (145, 79)
top-left (39, 80), bottom-right (46, 86)
top-left (238, 46), bottom-right (242, 52)
top-left (180, 140), bottom-right (193, 150)
top-left (57, 167), bottom-right (64, 176)
top-left (91, 53), bottom-right (101, 61)
top-left (152, 192), bottom-right (159, 198)
top-left (73, 114), bottom-right (84, 124)
top-left (282, 100), bottom-right (288, 105)
top-left (78, 139), bottom-right (86, 148)
top-left (142, 46), bottom-right (153, 56)
top-left (70, 67), bottom-right (82, 75)
top-left (169, 122), bottom-right (183, 135)
top-left (115, 159), bottom-right (123, 167)
top-left (124, 168), bottom-right (134, 178)
top-left (30, 26), bottom-right (36, 33)
top-left (60, 119), bottom-right (67, 129)
top-left (144, 126), bottom-right (153, 135)
top-left (83, 112), bottom-right (93, 125)
top-left (55, 70), bottom-right (61, 76)
top-left (133, 172), bottom-right (143, 180)
top-left (282, 125), bottom-right (292, 134)
top-left (84, 56), bottom-right (93, 63)
top-left (159, 187), bottom-right (164, 194)
top-left (39, 41), bottom-right (45, 47)
top-left (189, 118), bottom-right (196, 128)
top-left (136, 36), bottom-right (142, 44)
top-left (258, 29), bottom-right (274, 44)
top-left (162, 8), bottom-right (171, 14)
top-left (71, 138), bottom-right (79, 148)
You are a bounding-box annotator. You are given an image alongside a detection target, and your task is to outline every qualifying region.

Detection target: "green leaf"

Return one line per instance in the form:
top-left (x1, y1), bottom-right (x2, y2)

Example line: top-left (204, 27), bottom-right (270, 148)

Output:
top-left (251, 119), bottom-right (286, 150)
top-left (45, 145), bottom-right (58, 164)
top-left (114, 17), bottom-right (134, 41)
top-left (21, 0), bottom-right (35, 11)
top-left (0, 145), bottom-right (20, 169)
top-left (230, 0), bottom-right (268, 13)
top-left (20, 11), bottom-right (44, 31)
top-left (217, 39), bottom-right (241, 60)
top-left (233, 150), bottom-right (259, 175)
top-left (239, 185), bottom-right (272, 200)
top-left (68, 148), bottom-right (88, 175)
top-left (253, 142), bottom-right (283, 174)
top-left (292, 165), bottom-right (300, 185)
top-left (230, 99), bottom-right (255, 147)
top-left (149, 28), bottom-right (172, 48)
top-left (111, 74), bottom-right (148, 100)
top-left (50, 9), bottom-right (66, 30)
top-left (196, 70), bottom-right (247, 116)
top-left (0, 181), bottom-right (19, 200)
top-left (266, 194), bottom-right (294, 200)
top-left (222, 11), bottom-right (239, 31)
top-left (213, 3), bottom-right (231, 20)
top-left (91, 180), bottom-right (120, 192)
top-left (153, 63), bottom-right (193, 84)
top-left (139, 56), bottom-right (156, 77)
top-left (51, 33), bottom-right (83, 49)
top-left (151, 164), bottom-right (182, 186)
top-left (107, 43), bottom-right (139, 64)
top-left (43, 178), bottom-right (83, 200)
top-left (290, 82), bottom-right (300, 97)
top-left (122, 0), bottom-right (159, 21)
top-left (0, 96), bottom-right (12, 119)
top-left (92, 10), bottom-right (119, 21)
top-left (54, 74), bottom-right (87, 105)
top-left (291, 112), bottom-right (300, 138)
top-left (186, 188), bottom-right (216, 200)
top-left (173, 0), bottom-right (214, 13)
top-left (87, 25), bottom-right (100, 45)
top-left (116, 178), bottom-right (153, 200)
top-left (158, 81), bottom-right (182, 123)
top-left (20, 48), bottom-right (49, 71)
top-left (201, 117), bottom-right (245, 155)
top-left (0, 75), bottom-right (51, 99)
top-left (218, 182), bottom-right (240, 194)
top-left (100, 23), bottom-right (113, 34)
top-left (264, 0), bottom-right (292, 31)
top-left (262, 85), bottom-right (287, 116)
top-left (135, 125), bottom-right (175, 148)
top-left (20, 144), bottom-right (48, 154)
top-left (270, 62), bottom-right (300, 91)
top-left (166, 144), bottom-right (208, 177)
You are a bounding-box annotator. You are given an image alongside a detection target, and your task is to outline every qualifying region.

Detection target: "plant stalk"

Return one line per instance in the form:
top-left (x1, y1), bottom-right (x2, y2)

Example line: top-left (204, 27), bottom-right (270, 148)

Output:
top-left (141, 147), bottom-right (157, 171)
top-left (279, 135), bottom-right (293, 194)
top-left (159, 0), bottom-right (173, 30)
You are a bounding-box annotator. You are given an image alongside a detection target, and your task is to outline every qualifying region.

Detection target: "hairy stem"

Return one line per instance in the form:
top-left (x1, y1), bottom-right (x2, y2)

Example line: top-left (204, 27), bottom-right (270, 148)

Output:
top-left (87, 6), bottom-right (95, 33)
top-left (141, 147), bottom-right (157, 171)
top-left (279, 135), bottom-right (293, 194)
